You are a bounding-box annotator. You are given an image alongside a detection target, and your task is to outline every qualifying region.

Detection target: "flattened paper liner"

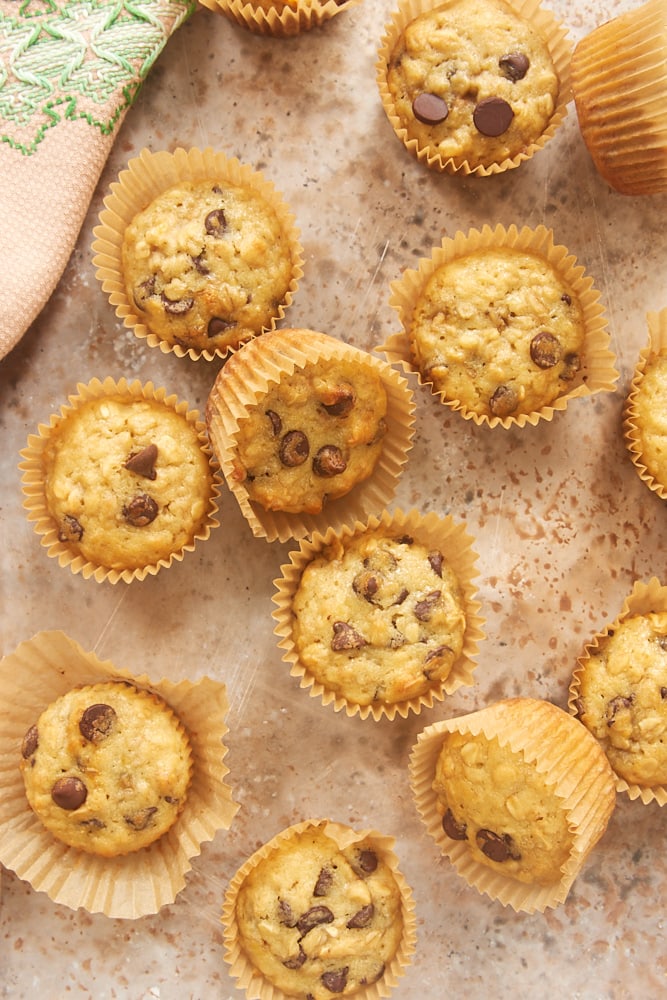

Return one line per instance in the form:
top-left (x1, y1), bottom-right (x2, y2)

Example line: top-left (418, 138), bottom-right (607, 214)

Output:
top-left (376, 0), bottom-right (572, 176)
top-left (568, 576), bottom-right (667, 806)
top-left (19, 376), bottom-right (221, 584)
top-left (92, 145), bottom-right (304, 362)
top-left (382, 222), bottom-right (618, 428)
top-left (409, 698), bottom-right (617, 913)
top-left (272, 507), bottom-right (485, 720)
top-left (623, 308), bottom-right (667, 500)
top-left (0, 630), bottom-right (239, 919)
top-left (222, 818), bottom-right (416, 1000)
top-left (206, 328), bottom-right (416, 543)
top-left (198, 0), bottom-right (360, 37)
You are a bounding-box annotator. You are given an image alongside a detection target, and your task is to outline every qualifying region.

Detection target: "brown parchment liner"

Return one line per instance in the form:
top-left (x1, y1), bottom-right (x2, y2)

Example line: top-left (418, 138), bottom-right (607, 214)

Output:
top-left (272, 507), bottom-right (485, 721)
top-left (571, 0), bottom-right (667, 196)
top-left (206, 328), bottom-right (416, 543)
top-left (0, 630), bottom-right (239, 919)
top-left (198, 0), bottom-right (360, 37)
top-left (376, 0), bottom-right (572, 176)
top-left (568, 577), bottom-right (667, 806)
top-left (222, 818), bottom-right (417, 1000)
top-left (623, 308), bottom-right (667, 500)
top-left (409, 698), bottom-right (617, 913)
top-left (19, 376), bottom-right (222, 584)
top-left (382, 223), bottom-right (618, 429)
top-left (91, 146), bottom-right (304, 362)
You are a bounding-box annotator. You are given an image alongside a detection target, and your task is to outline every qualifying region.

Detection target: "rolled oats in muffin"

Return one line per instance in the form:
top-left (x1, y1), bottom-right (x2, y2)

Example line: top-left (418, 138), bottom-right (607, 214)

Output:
top-left (409, 246), bottom-right (585, 418)
top-left (629, 353), bottom-right (667, 489)
top-left (20, 682), bottom-right (192, 857)
top-left (121, 178), bottom-right (295, 353)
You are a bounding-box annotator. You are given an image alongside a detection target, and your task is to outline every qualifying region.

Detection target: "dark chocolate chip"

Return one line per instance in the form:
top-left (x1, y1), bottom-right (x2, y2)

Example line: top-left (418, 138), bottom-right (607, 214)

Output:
top-left (296, 905), bottom-right (335, 936)
top-left (424, 643), bottom-right (453, 667)
top-left (489, 383), bottom-right (518, 417)
top-left (313, 445), bottom-right (347, 478)
top-left (133, 276), bottom-right (156, 311)
top-left (606, 694), bottom-right (634, 726)
top-left (499, 52), bottom-right (530, 81)
top-left (161, 293), bottom-right (195, 315)
top-left (125, 806), bottom-right (158, 831)
top-left (560, 352), bottom-right (581, 382)
top-left (278, 898), bottom-right (297, 926)
top-left (561, 292), bottom-right (572, 306)
top-left (442, 808), bottom-right (467, 841)
top-left (283, 946), bottom-right (307, 970)
top-left (352, 570), bottom-right (380, 603)
top-left (321, 968), bottom-right (349, 994)
top-left (59, 514), bottom-right (84, 543)
top-left (314, 866), bottom-right (334, 897)
top-left (428, 550), bottom-right (444, 577)
top-left (473, 96), bottom-right (514, 136)
top-left (476, 828), bottom-right (520, 862)
top-left (412, 92), bottom-right (449, 125)
top-left (122, 494), bottom-right (159, 527)
top-left (192, 253), bottom-right (210, 275)
top-left (346, 904), bottom-right (374, 928)
top-left (266, 409), bottom-right (283, 436)
top-left (662, 687), bottom-right (667, 700)
top-left (207, 317), bottom-right (234, 338)
top-left (52, 776), bottom-right (87, 810)
top-left (355, 849), bottom-right (378, 874)
top-left (414, 590), bottom-right (441, 622)
top-left (80, 818), bottom-right (106, 830)
top-left (204, 208), bottom-right (226, 236)
top-left (331, 621), bottom-right (368, 651)
top-left (21, 724), bottom-right (39, 759)
top-left (124, 443), bottom-right (158, 480)
top-left (79, 704), bottom-right (117, 743)
top-left (279, 430), bottom-right (310, 467)
top-left (321, 386), bottom-right (355, 417)
top-left (530, 331), bottom-right (562, 369)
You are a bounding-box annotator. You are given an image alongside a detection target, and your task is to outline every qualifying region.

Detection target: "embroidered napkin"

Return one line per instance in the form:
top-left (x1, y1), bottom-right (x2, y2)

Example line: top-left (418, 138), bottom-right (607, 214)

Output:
top-left (0, 0), bottom-right (195, 360)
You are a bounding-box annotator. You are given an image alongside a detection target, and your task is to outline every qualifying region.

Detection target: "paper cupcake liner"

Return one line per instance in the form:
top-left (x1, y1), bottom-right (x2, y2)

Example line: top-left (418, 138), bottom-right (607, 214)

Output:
top-left (0, 630), bottom-right (239, 919)
top-left (222, 818), bottom-right (416, 1000)
top-left (198, 0), bottom-right (360, 36)
top-left (206, 328), bottom-right (416, 543)
top-left (571, 0), bottom-right (667, 196)
top-left (623, 308), bottom-right (667, 500)
top-left (19, 375), bottom-right (222, 584)
top-left (382, 222), bottom-right (618, 428)
top-left (410, 698), bottom-right (617, 913)
top-left (91, 146), bottom-right (304, 362)
top-left (568, 577), bottom-right (667, 806)
top-left (272, 507), bottom-right (485, 721)
top-left (376, 0), bottom-right (572, 176)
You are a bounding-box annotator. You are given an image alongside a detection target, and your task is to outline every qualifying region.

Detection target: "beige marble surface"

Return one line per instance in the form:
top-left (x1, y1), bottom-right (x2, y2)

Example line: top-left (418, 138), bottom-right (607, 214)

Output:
top-left (2, 0), bottom-right (667, 996)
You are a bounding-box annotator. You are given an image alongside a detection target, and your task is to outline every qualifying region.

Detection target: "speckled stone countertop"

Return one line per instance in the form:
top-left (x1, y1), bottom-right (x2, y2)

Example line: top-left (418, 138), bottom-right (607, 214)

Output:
top-left (2, 0), bottom-right (667, 997)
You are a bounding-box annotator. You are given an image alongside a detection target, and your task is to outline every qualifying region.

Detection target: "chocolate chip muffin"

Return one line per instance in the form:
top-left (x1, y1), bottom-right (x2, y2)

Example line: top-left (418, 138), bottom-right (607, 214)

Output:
top-left (626, 350), bottom-right (667, 493)
top-left (20, 682), bottom-right (192, 857)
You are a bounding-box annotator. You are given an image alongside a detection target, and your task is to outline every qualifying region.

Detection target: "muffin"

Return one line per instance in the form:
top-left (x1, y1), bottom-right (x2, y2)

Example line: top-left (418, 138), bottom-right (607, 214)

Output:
top-left (624, 308), bottom-right (667, 500)
top-left (569, 577), bottom-right (667, 806)
top-left (198, 0), bottom-right (359, 37)
top-left (571, 0), bottom-right (667, 196)
top-left (223, 820), bottom-right (416, 1000)
top-left (273, 508), bottom-right (485, 720)
top-left (20, 377), bottom-right (220, 583)
top-left (206, 328), bottom-right (415, 542)
top-left (383, 223), bottom-right (618, 428)
top-left (377, 0), bottom-right (572, 175)
top-left (410, 698), bottom-right (617, 912)
top-left (93, 147), bottom-right (303, 361)
top-left (20, 682), bottom-right (192, 856)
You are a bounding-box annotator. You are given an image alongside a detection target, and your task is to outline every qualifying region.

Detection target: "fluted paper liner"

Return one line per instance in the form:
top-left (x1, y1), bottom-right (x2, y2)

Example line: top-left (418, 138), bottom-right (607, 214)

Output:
top-left (198, 0), bottom-right (360, 37)
top-left (272, 507), bottom-right (485, 721)
top-left (92, 146), bottom-right (304, 361)
top-left (0, 631), bottom-right (239, 919)
top-left (571, 0), bottom-right (667, 196)
top-left (568, 577), bottom-right (667, 806)
top-left (623, 308), bottom-right (667, 500)
top-left (206, 328), bottom-right (416, 543)
top-left (382, 223), bottom-right (618, 428)
top-left (376, 0), bottom-right (572, 176)
top-left (410, 698), bottom-right (617, 913)
top-left (222, 818), bottom-right (416, 1000)
top-left (19, 376), bottom-right (222, 584)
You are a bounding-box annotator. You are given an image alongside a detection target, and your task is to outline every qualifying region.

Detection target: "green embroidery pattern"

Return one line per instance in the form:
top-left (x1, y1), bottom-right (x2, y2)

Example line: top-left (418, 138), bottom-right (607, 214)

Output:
top-left (0, 0), bottom-right (195, 154)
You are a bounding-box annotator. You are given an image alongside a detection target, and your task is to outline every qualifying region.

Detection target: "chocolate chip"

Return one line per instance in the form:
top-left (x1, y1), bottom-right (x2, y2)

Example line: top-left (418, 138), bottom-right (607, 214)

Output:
top-left (207, 317), bottom-right (234, 338)
top-left (278, 898), bottom-right (297, 926)
top-left (322, 968), bottom-right (349, 994)
top-left (297, 905), bottom-right (334, 936)
top-left (266, 409), bottom-right (282, 436)
top-left (58, 514), bottom-right (84, 543)
top-left (355, 849), bottom-right (378, 874)
top-left (530, 332), bottom-right (562, 369)
top-left (51, 776), bottom-right (87, 810)
top-left (279, 430), bottom-right (309, 467)
top-left (414, 590), bottom-right (441, 622)
top-left (442, 808), bottom-right (467, 841)
top-left (124, 443), bottom-right (158, 480)
top-left (560, 353), bottom-right (581, 382)
top-left (412, 92), bottom-right (449, 125)
top-left (161, 293), bottom-right (194, 315)
top-left (606, 694), bottom-right (634, 725)
top-left (133, 277), bottom-right (156, 311)
top-left (192, 253), bottom-right (210, 275)
top-left (476, 828), bottom-right (520, 862)
top-left (314, 866), bottom-right (334, 896)
top-left (21, 724), bottom-right (38, 759)
top-left (313, 445), bottom-right (347, 478)
top-left (125, 806), bottom-right (158, 831)
top-left (428, 551), bottom-right (444, 577)
top-left (489, 384), bottom-right (518, 417)
top-left (122, 494), bottom-right (159, 527)
top-left (473, 96), bottom-right (514, 136)
top-left (79, 704), bottom-right (117, 743)
top-left (204, 208), bottom-right (226, 236)
top-left (424, 643), bottom-right (453, 667)
top-left (283, 946), bottom-right (307, 970)
top-left (499, 52), bottom-right (530, 81)
top-left (80, 818), bottom-right (106, 830)
top-left (321, 387), bottom-right (355, 417)
top-left (347, 904), bottom-right (374, 928)
top-left (353, 570), bottom-right (380, 603)
top-left (561, 292), bottom-right (572, 306)
top-left (662, 687), bottom-right (667, 700)
top-left (331, 621), bottom-right (368, 651)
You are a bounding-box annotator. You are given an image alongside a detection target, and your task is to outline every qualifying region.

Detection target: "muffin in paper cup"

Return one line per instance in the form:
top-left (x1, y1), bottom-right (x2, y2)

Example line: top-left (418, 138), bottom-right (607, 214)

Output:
top-left (569, 577), bottom-right (667, 806)
top-left (198, 0), bottom-right (360, 37)
top-left (0, 630), bottom-right (239, 919)
top-left (571, 0), bottom-right (667, 196)
top-left (409, 698), bottom-right (617, 913)
top-left (623, 308), bottom-right (667, 500)
top-left (382, 222), bottom-right (618, 429)
top-left (272, 507), bottom-right (485, 721)
top-left (222, 818), bottom-right (416, 1000)
top-left (376, 0), bottom-right (572, 176)
top-left (19, 376), bottom-right (221, 584)
top-left (92, 146), bottom-right (304, 362)
top-left (206, 328), bottom-right (416, 543)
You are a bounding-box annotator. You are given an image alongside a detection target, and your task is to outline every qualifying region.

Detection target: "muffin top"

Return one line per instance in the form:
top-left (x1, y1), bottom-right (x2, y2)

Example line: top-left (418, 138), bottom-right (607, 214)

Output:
top-left (631, 353), bottom-right (667, 487)
top-left (20, 682), bottom-right (192, 856)
top-left (385, 0), bottom-right (559, 168)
